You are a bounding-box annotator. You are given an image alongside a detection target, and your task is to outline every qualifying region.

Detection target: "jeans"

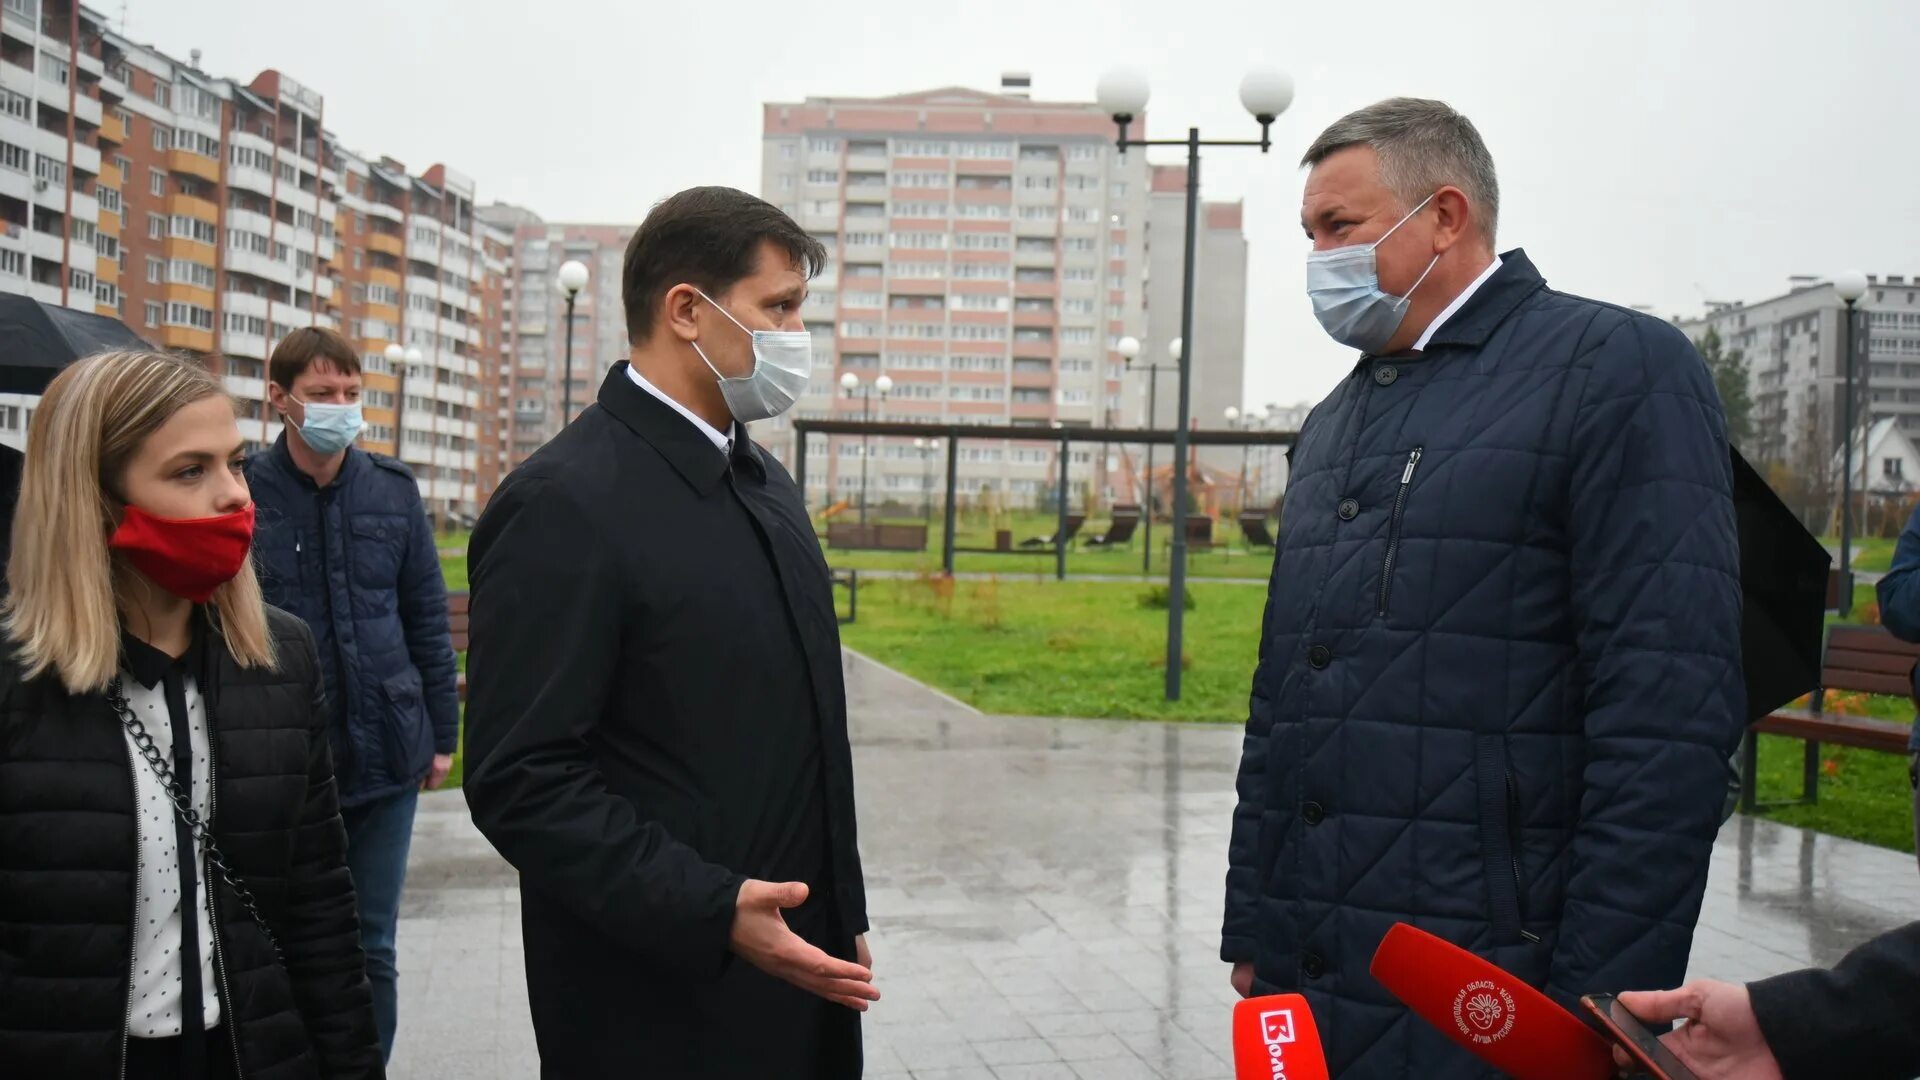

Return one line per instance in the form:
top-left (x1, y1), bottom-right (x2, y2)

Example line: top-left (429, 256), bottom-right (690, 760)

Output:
top-left (1909, 753), bottom-right (1918, 875)
top-left (341, 787), bottom-right (419, 1064)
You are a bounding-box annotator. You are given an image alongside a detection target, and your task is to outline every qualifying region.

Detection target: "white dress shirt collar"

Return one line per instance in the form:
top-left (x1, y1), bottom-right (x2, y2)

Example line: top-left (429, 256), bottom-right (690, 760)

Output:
top-left (1412, 254), bottom-right (1504, 352)
top-left (627, 365), bottom-right (733, 456)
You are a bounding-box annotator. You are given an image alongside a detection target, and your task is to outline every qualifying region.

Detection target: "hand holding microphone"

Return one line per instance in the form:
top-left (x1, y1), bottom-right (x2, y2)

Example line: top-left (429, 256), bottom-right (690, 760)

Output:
top-left (730, 879), bottom-right (880, 1012)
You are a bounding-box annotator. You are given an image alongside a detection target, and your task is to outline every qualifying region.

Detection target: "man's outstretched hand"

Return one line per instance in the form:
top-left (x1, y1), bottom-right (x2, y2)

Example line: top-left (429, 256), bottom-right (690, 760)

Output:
top-left (730, 880), bottom-right (880, 1012)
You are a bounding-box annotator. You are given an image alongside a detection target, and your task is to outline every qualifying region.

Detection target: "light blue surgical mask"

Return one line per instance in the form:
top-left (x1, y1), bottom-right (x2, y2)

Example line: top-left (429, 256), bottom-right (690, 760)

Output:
top-left (689, 287), bottom-right (813, 424)
top-left (1305, 192), bottom-right (1440, 354)
top-left (291, 398), bottom-right (363, 455)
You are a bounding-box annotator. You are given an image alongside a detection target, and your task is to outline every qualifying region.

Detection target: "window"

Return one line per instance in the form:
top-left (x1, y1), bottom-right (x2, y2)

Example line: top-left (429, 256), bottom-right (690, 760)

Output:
top-left (896, 139), bottom-right (950, 157)
top-left (896, 171), bottom-right (947, 189)
top-left (37, 51), bottom-right (68, 85)
top-left (1019, 205), bottom-right (1056, 221)
top-left (777, 175), bottom-right (794, 190)
top-left (950, 354), bottom-right (1004, 372)
top-left (839, 320), bottom-right (881, 338)
top-left (1884, 458), bottom-right (1904, 479)
top-left (890, 232), bottom-right (946, 250)
top-left (152, 81), bottom-right (171, 108)
top-left (149, 167), bottom-right (166, 196)
top-left (953, 293), bottom-right (1009, 311)
top-left (98, 186), bottom-right (121, 212)
top-left (955, 202), bottom-right (1009, 220)
top-left (892, 201), bottom-right (945, 218)
top-left (168, 259), bottom-right (216, 289)
top-left (1016, 268), bottom-right (1055, 283)
top-left (1061, 327), bottom-right (1095, 344)
top-left (0, 88), bottom-right (28, 121)
top-left (148, 214), bottom-right (165, 240)
top-left (845, 230), bottom-right (885, 247)
top-left (144, 301), bottom-right (162, 327)
top-left (780, 143), bottom-right (797, 160)
top-left (954, 141), bottom-right (1013, 160)
top-left (152, 124), bottom-right (172, 152)
top-left (176, 83), bottom-right (219, 122)
top-left (0, 140), bottom-right (27, 173)
top-left (1060, 389), bottom-right (1091, 405)
top-left (170, 216), bottom-right (218, 244)
top-left (225, 313), bottom-right (267, 336)
top-left (807, 137), bottom-right (840, 153)
top-left (952, 230), bottom-right (1013, 249)
top-left (1066, 144), bottom-right (1102, 161)
top-left (178, 131), bottom-right (220, 159)
top-left (0, 249), bottom-right (23, 276)
top-left (70, 218), bottom-right (95, 246)
top-left (368, 283), bottom-right (399, 306)
top-left (146, 255), bottom-right (164, 283)
top-left (1063, 298), bottom-right (1095, 315)
top-left (891, 262), bottom-right (945, 279)
top-left (805, 169), bottom-right (839, 184)
top-left (951, 324), bottom-right (1008, 341)
top-left (952, 262), bottom-right (1008, 280)
top-left (33, 155), bottom-right (62, 186)
top-left (1063, 237), bottom-right (1097, 252)
top-left (841, 291), bottom-right (882, 308)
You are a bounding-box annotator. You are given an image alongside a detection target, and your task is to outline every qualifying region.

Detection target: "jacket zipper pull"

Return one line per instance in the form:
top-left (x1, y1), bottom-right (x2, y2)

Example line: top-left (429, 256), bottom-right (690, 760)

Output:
top-left (1401, 448), bottom-right (1423, 484)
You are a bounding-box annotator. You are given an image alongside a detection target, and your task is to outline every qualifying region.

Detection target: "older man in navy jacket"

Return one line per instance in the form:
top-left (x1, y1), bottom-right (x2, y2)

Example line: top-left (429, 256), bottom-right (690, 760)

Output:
top-left (1221, 98), bottom-right (1745, 1079)
top-left (247, 326), bottom-right (460, 1063)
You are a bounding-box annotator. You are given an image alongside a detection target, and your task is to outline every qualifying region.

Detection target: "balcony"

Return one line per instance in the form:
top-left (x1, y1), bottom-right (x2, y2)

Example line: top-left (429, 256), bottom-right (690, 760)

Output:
top-left (367, 232), bottom-right (404, 259)
top-left (223, 372), bottom-right (268, 400)
top-left (228, 164), bottom-right (274, 198)
top-left (164, 148), bottom-right (220, 186)
top-left (224, 291), bottom-right (269, 319)
top-left (99, 110), bottom-right (126, 145)
top-left (158, 325), bottom-right (214, 354)
top-left (73, 92), bottom-right (98, 127)
top-left (166, 192), bottom-right (219, 224)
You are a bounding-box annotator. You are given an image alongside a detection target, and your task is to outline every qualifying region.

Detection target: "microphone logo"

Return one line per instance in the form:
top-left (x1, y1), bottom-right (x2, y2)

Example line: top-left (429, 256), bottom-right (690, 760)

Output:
top-left (1259, 1009), bottom-right (1297, 1046)
top-left (1450, 980), bottom-right (1517, 1045)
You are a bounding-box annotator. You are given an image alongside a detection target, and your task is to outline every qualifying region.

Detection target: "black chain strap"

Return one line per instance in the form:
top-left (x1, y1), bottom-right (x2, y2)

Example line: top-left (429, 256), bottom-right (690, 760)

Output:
top-left (107, 679), bottom-right (284, 964)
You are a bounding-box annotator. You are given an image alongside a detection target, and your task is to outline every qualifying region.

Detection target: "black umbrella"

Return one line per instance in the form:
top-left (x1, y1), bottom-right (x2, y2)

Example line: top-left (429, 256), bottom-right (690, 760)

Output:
top-left (1732, 445), bottom-right (1832, 722)
top-left (0, 293), bottom-right (151, 394)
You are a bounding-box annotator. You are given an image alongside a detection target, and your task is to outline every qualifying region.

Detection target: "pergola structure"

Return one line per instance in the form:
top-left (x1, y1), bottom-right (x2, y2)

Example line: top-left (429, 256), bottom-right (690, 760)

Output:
top-left (791, 419), bottom-right (1298, 580)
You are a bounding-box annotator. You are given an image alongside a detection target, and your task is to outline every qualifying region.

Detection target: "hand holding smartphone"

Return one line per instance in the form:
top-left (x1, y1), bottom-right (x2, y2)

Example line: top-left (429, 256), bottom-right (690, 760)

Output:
top-left (1580, 993), bottom-right (1701, 1080)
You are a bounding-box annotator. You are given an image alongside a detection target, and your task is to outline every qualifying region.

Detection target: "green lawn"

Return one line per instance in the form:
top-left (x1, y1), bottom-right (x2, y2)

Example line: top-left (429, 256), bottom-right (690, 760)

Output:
top-left (838, 575), bottom-right (1266, 724)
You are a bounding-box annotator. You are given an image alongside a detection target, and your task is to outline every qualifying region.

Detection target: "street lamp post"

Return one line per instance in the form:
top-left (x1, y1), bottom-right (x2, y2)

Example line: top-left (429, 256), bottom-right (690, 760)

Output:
top-left (840, 371), bottom-right (893, 525)
top-left (1099, 64), bottom-right (1293, 701)
top-left (557, 260), bottom-right (590, 427)
top-left (1225, 405), bottom-right (1249, 514)
top-left (915, 438), bottom-right (934, 521)
top-left (1835, 269), bottom-right (1868, 614)
top-left (387, 342), bottom-right (423, 463)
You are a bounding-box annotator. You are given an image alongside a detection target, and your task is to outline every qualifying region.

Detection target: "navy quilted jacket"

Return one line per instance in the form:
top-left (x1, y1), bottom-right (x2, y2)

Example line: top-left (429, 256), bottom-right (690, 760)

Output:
top-left (1222, 251), bottom-right (1745, 1079)
top-left (247, 437), bottom-right (461, 808)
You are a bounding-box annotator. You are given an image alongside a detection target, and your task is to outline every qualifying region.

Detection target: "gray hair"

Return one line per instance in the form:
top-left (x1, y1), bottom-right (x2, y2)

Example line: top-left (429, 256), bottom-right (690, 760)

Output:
top-left (1301, 97), bottom-right (1499, 244)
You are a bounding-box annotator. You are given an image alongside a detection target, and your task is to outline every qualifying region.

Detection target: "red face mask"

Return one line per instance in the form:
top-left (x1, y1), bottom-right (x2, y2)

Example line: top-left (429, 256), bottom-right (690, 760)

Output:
top-left (108, 503), bottom-right (256, 603)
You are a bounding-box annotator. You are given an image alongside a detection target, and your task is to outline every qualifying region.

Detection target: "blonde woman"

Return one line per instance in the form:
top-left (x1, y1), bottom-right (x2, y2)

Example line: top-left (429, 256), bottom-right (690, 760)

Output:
top-left (0, 350), bottom-right (382, 1079)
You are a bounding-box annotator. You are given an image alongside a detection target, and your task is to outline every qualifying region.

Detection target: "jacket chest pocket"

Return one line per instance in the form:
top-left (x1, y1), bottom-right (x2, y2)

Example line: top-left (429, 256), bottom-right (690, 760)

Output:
top-left (1376, 447), bottom-right (1423, 618)
top-left (347, 515), bottom-right (409, 591)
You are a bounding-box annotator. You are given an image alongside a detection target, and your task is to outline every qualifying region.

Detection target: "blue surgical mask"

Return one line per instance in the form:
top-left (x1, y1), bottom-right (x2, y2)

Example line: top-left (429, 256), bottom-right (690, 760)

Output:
top-left (1305, 192), bottom-right (1440, 354)
top-left (291, 398), bottom-right (363, 455)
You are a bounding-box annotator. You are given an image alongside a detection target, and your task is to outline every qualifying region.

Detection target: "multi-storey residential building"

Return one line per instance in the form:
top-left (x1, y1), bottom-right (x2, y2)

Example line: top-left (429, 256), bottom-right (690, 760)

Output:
top-left (1679, 273), bottom-right (1920, 479)
top-left (0, 11), bottom-right (499, 519)
top-left (477, 208), bottom-right (630, 472)
top-left (0, 0), bottom-right (116, 446)
top-left (1139, 163), bottom-right (1247, 478)
top-left (759, 78), bottom-right (1157, 511)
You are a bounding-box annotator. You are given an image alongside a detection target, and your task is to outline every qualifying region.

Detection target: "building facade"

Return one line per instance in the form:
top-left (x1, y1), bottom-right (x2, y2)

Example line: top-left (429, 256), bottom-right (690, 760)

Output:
top-left (1679, 273), bottom-right (1920, 480)
top-left (478, 209), bottom-right (631, 473)
top-left (0, 3), bottom-right (498, 520)
top-left (759, 80), bottom-right (1158, 511)
top-left (1139, 162), bottom-right (1247, 477)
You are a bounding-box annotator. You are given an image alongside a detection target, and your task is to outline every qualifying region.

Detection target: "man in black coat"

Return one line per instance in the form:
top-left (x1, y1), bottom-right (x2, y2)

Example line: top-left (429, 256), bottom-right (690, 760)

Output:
top-left (464, 187), bottom-right (876, 1079)
top-left (1619, 920), bottom-right (1920, 1079)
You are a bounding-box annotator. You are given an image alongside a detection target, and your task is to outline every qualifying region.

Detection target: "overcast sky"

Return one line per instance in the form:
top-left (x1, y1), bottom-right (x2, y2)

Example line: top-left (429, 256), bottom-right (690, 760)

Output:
top-left (125, 0), bottom-right (1920, 412)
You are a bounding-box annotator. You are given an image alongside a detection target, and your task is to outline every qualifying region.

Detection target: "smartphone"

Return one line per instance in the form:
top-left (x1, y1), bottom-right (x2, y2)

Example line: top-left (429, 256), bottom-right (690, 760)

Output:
top-left (1579, 993), bottom-right (1701, 1080)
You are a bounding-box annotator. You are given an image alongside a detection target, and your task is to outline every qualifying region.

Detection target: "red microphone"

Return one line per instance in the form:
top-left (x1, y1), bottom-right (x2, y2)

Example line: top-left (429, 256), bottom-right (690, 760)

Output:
top-left (1368, 923), bottom-right (1614, 1080)
top-left (1231, 993), bottom-right (1329, 1080)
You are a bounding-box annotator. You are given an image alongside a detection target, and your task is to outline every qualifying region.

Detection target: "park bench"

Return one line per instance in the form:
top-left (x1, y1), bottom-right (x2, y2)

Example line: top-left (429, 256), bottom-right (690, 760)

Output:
top-left (1741, 622), bottom-right (1916, 811)
top-left (824, 521), bottom-right (928, 551)
top-left (1084, 508), bottom-right (1141, 550)
top-left (1239, 511), bottom-right (1277, 551)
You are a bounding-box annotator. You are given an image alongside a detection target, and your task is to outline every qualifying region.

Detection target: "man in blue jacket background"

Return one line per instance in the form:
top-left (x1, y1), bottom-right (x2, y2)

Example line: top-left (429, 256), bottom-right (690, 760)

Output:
top-left (1221, 98), bottom-right (1746, 1079)
top-left (1872, 507), bottom-right (1920, 871)
top-left (246, 326), bottom-right (460, 1062)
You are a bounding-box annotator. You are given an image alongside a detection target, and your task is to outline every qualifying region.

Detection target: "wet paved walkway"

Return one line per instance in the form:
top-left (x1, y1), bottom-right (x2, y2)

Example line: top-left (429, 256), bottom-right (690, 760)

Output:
top-left (388, 652), bottom-right (1920, 1079)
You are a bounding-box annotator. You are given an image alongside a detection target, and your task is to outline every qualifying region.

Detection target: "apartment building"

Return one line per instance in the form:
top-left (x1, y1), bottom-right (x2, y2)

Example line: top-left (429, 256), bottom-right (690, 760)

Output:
top-left (0, 4), bottom-right (499, 519)
top-left (1680, 273), bottom-right (1920, 475)
top-left (0, 0), bottom-right (114, 445)
top-left (477, 208), bottom-right (631, 472)
top-left (760, 78), bottom-right (1156, 510)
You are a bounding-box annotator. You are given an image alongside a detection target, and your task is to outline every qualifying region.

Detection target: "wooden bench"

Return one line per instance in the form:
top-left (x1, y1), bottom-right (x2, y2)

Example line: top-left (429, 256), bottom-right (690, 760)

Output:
top-left (1741, 623), bottom-right (1916, 810)
top-left (824, 521), bottom-right (928, 551)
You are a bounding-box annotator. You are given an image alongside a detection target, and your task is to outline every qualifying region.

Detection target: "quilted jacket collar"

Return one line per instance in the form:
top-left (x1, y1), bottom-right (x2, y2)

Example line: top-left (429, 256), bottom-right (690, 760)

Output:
top-left (1419, 247), bottom-right (1547, 351)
